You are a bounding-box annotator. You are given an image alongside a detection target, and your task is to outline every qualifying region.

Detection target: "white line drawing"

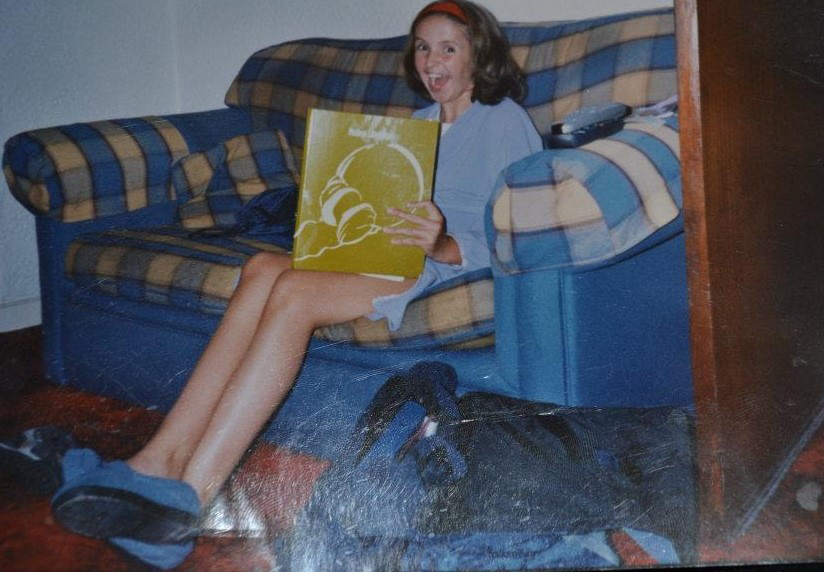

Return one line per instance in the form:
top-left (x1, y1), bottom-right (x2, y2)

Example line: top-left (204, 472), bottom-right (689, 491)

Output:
top-left (294, 141), bottom-right (426, 262)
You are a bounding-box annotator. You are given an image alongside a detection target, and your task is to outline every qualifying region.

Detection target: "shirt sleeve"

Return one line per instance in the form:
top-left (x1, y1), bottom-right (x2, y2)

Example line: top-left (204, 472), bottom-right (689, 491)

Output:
top-left (448, 104), bottom-right (542, 271)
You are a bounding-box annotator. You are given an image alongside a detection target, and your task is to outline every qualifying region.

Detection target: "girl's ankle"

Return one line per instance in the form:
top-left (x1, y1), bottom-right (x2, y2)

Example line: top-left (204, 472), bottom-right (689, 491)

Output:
top-left (127, 449), bottom-right (187, 481)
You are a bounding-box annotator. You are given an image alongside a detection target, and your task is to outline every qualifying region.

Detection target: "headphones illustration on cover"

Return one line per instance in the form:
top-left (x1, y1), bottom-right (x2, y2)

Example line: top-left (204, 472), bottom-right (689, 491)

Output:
top-left (293, 141), bottom-right (427, 262)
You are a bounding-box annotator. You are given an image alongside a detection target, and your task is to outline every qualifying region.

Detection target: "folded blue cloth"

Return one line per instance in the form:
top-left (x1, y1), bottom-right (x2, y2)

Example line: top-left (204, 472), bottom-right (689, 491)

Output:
top-left (110, 536), bottom-right (195, 570)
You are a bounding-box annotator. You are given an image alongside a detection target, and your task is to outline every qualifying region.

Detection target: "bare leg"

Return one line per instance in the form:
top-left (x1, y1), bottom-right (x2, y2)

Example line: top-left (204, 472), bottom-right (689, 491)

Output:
top-left (179, 268), bottom-right (411, 504)
top-left (128, 250), bottom-right (411, 503)
top-left (128, 252), bottom-right (292, 479)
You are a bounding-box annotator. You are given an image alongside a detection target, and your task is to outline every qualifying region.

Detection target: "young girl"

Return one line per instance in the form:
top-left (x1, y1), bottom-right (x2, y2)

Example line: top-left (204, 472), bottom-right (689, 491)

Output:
top-left (50, 1), bottom-right (542, 567)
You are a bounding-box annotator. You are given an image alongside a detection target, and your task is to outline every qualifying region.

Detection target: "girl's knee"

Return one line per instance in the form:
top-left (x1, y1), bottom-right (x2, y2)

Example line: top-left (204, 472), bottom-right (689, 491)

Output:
top-left (263, 270), bottom-right (320, 322)
top-left (240, 252), bottom-right (288, 285)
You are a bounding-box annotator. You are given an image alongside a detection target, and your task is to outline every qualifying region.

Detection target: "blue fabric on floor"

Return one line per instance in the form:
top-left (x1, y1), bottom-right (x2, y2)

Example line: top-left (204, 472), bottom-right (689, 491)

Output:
top-left (398, 530), bottom-right (678, 569)
top-left (622, 528), bottom-right (681, 563)
top-left (109, 536), bottom-right (194, 570)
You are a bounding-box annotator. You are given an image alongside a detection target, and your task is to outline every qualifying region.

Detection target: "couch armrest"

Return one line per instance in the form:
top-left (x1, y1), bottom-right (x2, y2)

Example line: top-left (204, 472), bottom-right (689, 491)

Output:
top-left (3, 116), bottom-right (189, 223)
top-left (487, 117), bottom-right (682, 274)
top-left (3, 107), bottom-right (256, 224)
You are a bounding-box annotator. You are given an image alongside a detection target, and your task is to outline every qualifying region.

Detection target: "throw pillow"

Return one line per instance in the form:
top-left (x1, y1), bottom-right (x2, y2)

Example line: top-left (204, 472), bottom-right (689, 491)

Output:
top-left (173, 129), bottom-right (299, 229)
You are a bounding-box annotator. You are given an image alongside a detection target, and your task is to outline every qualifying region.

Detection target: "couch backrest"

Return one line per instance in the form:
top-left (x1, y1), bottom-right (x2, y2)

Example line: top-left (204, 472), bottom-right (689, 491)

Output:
top-left (225, 8), bottom-right (675, 158)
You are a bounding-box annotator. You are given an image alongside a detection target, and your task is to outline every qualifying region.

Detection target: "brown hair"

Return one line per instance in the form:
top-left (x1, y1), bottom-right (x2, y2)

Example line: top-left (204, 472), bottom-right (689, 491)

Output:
top-left (402, 0), bottom-right (526, 105)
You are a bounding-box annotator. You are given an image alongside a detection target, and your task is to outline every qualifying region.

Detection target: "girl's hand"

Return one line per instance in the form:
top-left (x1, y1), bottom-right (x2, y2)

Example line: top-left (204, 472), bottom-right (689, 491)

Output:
top-left (384, 201), bottom-right (461, 264)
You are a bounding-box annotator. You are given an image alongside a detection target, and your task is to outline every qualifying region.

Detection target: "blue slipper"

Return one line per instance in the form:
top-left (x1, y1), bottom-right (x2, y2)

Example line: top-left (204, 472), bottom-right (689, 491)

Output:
top-left (52, 449), bottom-right (201, 544)
top-left (110, 536), bottom-right (194, 570)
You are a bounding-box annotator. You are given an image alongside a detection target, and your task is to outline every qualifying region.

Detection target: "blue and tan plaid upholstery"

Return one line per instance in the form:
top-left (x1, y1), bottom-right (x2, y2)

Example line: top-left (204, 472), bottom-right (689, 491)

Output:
top-left (173, 129), bottom-right (299, 229)
top-left (3, 117), bottom-right (188, 222)
top-left (4, 8), bottom-right (680, 356)
top-left (225, 9), bottom-right (675, 157)
top-left (315, 267), bottom-right (494, 349)
top-left (65, 226), bottom-right (494, 349)
top-left (224, 35), bottom-right (426, 160)
top-left (510, 11), bottom-right (676, 136)
top-left (490, 117), bottom-right (680, 274)
top-left (4, 8), bottom-right (675, 226)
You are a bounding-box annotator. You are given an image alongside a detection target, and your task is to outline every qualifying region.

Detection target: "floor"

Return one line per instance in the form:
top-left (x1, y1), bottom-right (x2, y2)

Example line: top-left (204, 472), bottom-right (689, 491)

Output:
top-left (1, 326), bottom-right (823, 571)
top-left (0, 327), bottom-right (330, 571)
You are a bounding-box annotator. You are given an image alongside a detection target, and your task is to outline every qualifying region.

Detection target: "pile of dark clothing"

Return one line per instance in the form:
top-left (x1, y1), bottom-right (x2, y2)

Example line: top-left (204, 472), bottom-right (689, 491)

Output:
top-left (278, 361), bottom-right (696, 570)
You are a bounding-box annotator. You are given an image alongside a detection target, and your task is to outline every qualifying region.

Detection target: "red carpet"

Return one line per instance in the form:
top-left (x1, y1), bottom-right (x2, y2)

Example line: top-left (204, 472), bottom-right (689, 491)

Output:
top-left (2, 327), bottom-right (824, 569)
top-left (0, 328), bottom-right (329, 570)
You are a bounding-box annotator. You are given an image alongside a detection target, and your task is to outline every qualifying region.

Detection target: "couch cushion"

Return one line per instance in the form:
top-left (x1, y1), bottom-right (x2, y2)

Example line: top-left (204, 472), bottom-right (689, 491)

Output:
top-left (511, 9), bottom-right (677, 136)
top-left (314, 267), bottom-right (495, 350)
top-left (225, 35), bottom-right (428, 159)
top-left (172, 129), bottom-right (299, 229)
top-left (489, 117), bottom-right (681, 274)
top-left (224, 9), bottom-right (676, 156)
top-left (3, 117), bottom-right (188, 222)
top-left (65, 226), bottom-right (494, 350)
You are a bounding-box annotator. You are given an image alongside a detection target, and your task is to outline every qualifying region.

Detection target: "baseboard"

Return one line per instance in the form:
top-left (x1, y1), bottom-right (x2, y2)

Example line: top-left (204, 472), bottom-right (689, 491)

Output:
top-left (0, 298), bottom-right (42, 333)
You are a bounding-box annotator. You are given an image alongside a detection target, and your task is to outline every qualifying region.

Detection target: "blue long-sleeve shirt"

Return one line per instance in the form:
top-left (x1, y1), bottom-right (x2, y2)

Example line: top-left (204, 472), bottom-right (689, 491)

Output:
top-left (369, 98), bottom-right (542, 330)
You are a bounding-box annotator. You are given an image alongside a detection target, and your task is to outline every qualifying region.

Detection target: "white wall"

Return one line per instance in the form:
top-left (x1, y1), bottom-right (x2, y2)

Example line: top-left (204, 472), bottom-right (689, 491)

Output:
top-left (173, 0), bottom-right (673, 113)
top-left (0, 0), bottom-right (671, 332)
top-left (0, 0), bottom-right (179, 331)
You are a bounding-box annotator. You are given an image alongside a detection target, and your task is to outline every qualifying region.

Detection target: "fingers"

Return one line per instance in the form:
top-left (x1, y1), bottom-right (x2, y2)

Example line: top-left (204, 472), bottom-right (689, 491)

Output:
top-left (388, 235), bottom-right (438, 257)
top-left (383, 207), bottom-right (440, 255)
top-left (383, 225), bottom-right (429, 239)
top-left (384, 206), bottom-right (441, 238)
top-left (388, 201), bottom-right (442, 221)
top-left (385, 208), bottom-right (422, 226)
top-left (406, 201), bottom-right (440, 218)
top-left (383, 224), bottom-right (435, 245)
top-left (388, 235), bottom-right (423, 247)
top-left (382, 201), bottom-right (448, 256)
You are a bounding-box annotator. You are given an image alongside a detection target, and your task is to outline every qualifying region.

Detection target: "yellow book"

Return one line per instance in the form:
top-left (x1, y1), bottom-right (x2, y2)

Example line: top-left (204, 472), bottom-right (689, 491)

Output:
top-left (292, 108), bottom-right (439, 278)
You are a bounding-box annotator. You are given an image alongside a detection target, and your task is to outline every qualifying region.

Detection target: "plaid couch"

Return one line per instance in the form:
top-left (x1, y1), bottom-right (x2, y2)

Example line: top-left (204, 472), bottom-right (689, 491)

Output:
top-left (3, 8), bottom-right (691, 456)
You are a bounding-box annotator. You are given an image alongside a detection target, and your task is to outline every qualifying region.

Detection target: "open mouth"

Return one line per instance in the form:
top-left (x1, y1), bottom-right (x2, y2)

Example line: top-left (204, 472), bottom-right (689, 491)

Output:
top-left (427, 73), bottom-right (448, 91)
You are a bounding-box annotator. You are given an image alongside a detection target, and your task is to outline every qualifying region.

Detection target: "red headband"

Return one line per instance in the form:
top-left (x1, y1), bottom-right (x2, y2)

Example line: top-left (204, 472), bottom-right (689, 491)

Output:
top-left (418, 1), bottom-right (468, 24)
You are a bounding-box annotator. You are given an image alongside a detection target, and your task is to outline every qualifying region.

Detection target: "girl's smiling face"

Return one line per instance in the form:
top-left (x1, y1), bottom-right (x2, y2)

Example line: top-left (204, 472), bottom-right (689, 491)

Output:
top-left (413, 15), bottom-right (475, 123)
